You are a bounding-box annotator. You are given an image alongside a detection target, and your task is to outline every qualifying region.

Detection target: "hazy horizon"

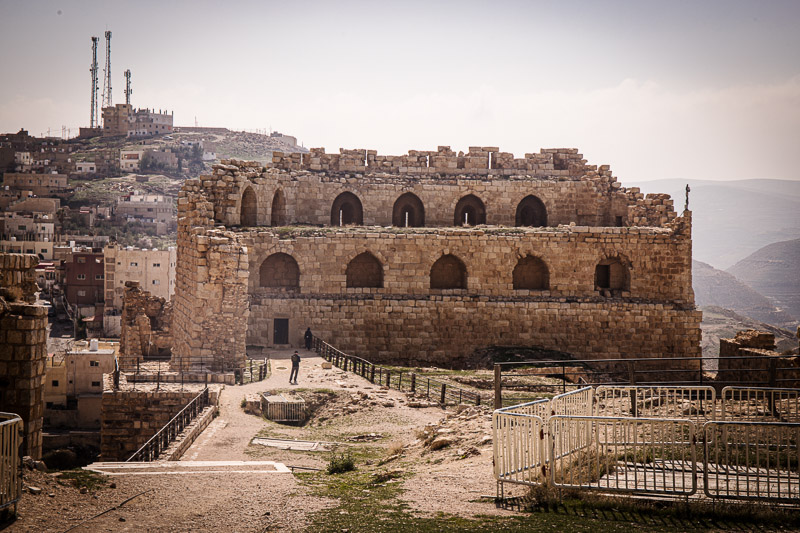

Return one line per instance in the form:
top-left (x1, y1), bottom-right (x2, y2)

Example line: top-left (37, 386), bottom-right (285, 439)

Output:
top-left (1, 0), bottom-right (799, 182)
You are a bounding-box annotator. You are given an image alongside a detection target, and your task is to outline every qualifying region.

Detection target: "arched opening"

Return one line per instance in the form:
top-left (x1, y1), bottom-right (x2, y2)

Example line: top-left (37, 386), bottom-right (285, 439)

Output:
top-left (515, 195), bottom-right (547, 227)
top-left (595, 257), bottom-right (629, 294)
top-left (259, 253), bottom-right (300, 291)
top-left (454, 194), bottom-right (486, 226)
top-left (270, 189), bottom-right (287, 226)
top-left (330, 192), bottom-right (363, 226)
top-left (240, 186), bottom-right (258, 226)
top-left (430, 254), bottom-right (467, 290)
top-left (346, 252), bottom-right (383, 288)
top-left (392, 192), bottom-right (425, 227)
top-left (513, 256), bottom-right (549, 290)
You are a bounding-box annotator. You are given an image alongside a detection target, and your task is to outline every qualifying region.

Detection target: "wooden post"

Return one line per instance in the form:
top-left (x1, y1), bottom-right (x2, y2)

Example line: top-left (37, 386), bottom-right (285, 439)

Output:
top-left (410, 373), bottom-right (416, 393)
top-left (370, 364), bottom-right (376, 383)
top-left (440, 383), bottom-right (447, 405)
top-left (493, 364), bottom-right (502, 410)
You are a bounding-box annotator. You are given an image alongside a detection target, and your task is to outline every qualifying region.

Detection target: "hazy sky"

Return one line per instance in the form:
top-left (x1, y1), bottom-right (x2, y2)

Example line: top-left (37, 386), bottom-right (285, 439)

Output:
top-left (1, 0), bottom-right (799, 181)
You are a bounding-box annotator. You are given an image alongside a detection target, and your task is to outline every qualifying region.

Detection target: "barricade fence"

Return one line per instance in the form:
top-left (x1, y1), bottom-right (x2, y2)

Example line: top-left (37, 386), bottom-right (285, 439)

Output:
top-left (0, 413), bottom-right (22, 513)
top-left (494, 355), bottom-right (800, 408)
top-left (494, 385), bottom-right (800, 505)
top-left (312, 336), bottom-right (481, 406)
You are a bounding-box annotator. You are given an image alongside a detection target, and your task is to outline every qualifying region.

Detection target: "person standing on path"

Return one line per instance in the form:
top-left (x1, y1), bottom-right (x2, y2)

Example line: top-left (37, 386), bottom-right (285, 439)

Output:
top-left (289, 350), bottom-right (300, 384)
top-left (304, 327), bottom-right (313, 350)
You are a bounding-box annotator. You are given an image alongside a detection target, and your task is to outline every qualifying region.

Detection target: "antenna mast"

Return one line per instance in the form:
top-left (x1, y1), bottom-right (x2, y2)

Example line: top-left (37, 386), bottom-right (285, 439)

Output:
top-left (125, 69), bottom-right (132, 105)
top-left (102, 30), bottom-right (112, 108)
top-left (90, 36), bottom-right (99, 128)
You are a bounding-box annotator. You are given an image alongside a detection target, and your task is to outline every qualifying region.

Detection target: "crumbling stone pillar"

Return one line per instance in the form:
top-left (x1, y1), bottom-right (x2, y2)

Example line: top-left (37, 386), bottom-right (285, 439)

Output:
top-left (0, 253), bottom-right (47, 459)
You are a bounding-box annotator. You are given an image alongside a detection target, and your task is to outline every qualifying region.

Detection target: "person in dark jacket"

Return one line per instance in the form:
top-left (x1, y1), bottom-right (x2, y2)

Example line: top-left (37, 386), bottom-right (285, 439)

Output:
top-left (304, 327), bottom-right (313, 350)
top-left (290, 351), bottom-right (300, 384)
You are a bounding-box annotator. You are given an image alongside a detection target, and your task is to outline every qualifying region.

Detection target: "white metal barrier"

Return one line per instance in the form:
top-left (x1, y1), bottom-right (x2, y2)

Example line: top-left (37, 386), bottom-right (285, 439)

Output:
top-left (493, 399), bottom-right (549, 486)
top-left (493, 385), bottom-right (800, 504)
top-left (0, 412), bottom-right (22, 513)
top-left (721, 387), bottom-right (800, 422)
top-left (595, 386), bottom-right (715, 423)
top-left (549, 415), bottom-right (697, 496)
top-left (704, 421), bottom-right (800, 502)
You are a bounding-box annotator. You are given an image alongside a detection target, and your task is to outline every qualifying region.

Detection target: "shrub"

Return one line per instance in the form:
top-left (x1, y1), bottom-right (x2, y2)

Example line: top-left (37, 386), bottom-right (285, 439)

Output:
top-left (326, 451), bottom-right (356, 475)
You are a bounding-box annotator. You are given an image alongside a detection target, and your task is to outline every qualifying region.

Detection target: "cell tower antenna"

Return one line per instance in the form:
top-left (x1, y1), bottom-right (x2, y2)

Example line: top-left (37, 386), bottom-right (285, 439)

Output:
top-left (90, 36), bottom-right (99, 128)
top-left (125, 69), bottom-right (132, 105)
top-left (102, 30), bottom-right (112, 108)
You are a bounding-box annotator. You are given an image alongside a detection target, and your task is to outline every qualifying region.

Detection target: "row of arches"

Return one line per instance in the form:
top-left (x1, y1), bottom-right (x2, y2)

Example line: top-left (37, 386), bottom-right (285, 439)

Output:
top-left (256, 252), bottom-right (629, 293)
top-left (239, 187), bottom-right (549, 228)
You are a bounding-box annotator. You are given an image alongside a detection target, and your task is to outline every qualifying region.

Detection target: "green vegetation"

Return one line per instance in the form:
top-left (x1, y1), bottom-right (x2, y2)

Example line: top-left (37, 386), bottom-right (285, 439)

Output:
top-left (326, 451), bottom-right (356, 474)
top-left (299, 470), bottom-right (716, 532)
top-left (57, 469), bottom-right (107, 491)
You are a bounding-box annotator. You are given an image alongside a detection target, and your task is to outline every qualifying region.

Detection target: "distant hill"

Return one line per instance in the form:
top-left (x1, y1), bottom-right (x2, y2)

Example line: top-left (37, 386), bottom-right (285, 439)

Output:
top-left (699, 306), bottom-right (798, 361)
top-left (693, 260), bottom-right (796, 328)
top-left (727, 238), bottom-right (800, 322)
top-left (628, 179), bottom-right (800, 269)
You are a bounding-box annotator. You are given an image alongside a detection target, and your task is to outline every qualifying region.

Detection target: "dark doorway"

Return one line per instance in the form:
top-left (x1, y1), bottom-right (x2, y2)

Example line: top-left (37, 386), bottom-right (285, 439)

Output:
top-left (273, 318), bottom-right (289, 345)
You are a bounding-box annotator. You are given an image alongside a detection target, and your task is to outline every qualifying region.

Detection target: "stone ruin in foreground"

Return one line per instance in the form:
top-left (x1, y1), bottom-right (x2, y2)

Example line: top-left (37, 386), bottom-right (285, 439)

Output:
top-left (167, 146), bottom-right (702, 373)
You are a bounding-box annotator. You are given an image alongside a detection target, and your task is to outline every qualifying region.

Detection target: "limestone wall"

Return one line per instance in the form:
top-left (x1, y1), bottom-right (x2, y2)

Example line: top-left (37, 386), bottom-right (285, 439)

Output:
top-left (119, 281), bottom-right (173, 370)
top-left (100, 383), bottom-right (216, 461)
top-left (200, 149), bottom-right (676, 230)
top-left (171, 180), bottom-right (249, 372)
top-left (171, 148), bottom-right (699, 371)
top-left (251, 296), bottom-right (702, 367)
top-left (0, 253), bottom-right (47, 459)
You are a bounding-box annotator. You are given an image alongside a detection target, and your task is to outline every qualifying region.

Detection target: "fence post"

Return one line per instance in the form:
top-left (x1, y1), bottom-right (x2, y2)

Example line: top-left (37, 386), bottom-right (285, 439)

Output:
top-left (386, 371), bottom-right (391, 388)
top-left (493, 364), bottom-right (502, 410)
top-left (476, 393), bottom-right (481, 406)
top-left (410, 373), bottom-right (416, 393)
top-left (370, 364), bottom-right (375, 383)
top-left (440, 383), bottom-right (447, 405)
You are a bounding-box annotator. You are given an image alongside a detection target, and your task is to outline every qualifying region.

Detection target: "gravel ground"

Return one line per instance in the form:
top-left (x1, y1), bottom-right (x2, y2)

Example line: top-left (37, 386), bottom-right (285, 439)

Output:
top-left (7, 349), bottom-right (516, 532)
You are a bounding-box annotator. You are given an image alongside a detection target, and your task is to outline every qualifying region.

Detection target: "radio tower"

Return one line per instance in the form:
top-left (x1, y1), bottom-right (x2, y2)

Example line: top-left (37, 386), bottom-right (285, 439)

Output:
top-left (125, 69), bottom-right (132, 105)
top-left (89, 36), bottom-right (99, 128)
top-left (102, 31), bottom-right (112, 108)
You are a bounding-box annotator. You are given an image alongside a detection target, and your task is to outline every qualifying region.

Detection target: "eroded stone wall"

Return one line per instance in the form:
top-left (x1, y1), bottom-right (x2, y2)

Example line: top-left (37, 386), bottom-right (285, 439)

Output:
top-left (100, 382), bottom-right (212, 461)
top-left (119, 281), bottom-right (173, 370)
top-left (0, 253), bottom-right (47, 459)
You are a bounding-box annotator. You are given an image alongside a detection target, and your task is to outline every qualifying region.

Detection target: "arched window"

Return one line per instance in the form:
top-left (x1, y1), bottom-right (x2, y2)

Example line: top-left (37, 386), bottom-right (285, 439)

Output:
top-left (259, 253), bottom-right (300, 290)
top-left (270, 189), bottom-right (287, 226)
top-left (392, 192), bottom-right (425, 227)
top-left (430, 254), bottom-right (467, 290)
top-left (240, 186), bottom-right (258, 226)
top-left (513, 256), bottom-right (549, 290)
top-left (595, 257), bottom-right (629, 294)
top-left (330, 192), bottom-right (363, 226)
top-left (515, 195), bottom-right (547, 227)
top-left (346, 252), bottom-right (383, 288)
top-left (453, 194), bottom-right (486, 226)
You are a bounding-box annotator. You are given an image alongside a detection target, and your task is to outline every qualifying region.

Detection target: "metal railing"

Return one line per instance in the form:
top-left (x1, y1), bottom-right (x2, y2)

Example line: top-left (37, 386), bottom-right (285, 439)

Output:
top-left (0, 413), bottom-right (22, 513)
top-left (704, 421), bottom-right (800, 502)
top-left (312, 336), bottom-right (481, 406)
top-left (494, 354), bottom-right (800, 408)
top-left (126, 387), bottom-right (210, 462)
top-left (721, 387), bottom-right (800, 422)
top-left (493, 385), bottom-right (800, 505)
top-left (549, 415), bottom-right (698, 496)
top-left (595, 385), bottom-right (716, 423)
top-left (238, 358), bottom-right (270, 385)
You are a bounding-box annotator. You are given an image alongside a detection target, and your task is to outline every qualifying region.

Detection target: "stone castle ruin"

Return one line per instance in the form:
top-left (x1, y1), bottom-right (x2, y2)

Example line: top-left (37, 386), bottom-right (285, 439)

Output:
top-left (170, 146), bottom-right (701, 373)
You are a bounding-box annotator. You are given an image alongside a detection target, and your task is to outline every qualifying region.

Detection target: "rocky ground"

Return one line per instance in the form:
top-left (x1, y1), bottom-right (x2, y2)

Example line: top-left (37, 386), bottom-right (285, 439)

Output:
top-left (5, 350), bottom-right (520, 532)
